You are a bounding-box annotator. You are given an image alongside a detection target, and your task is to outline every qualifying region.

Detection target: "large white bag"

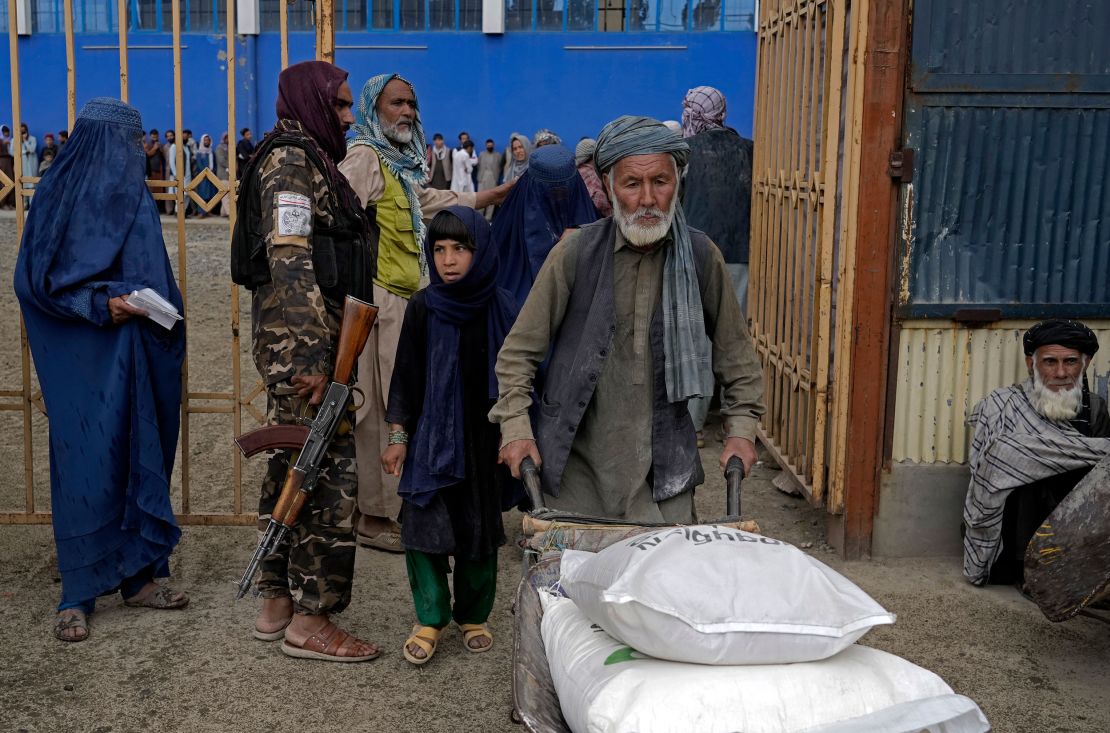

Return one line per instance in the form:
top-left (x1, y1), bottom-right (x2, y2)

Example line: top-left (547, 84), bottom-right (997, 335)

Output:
top-left (540, 592), bottom-right (990, 733)
top-left (559, 525), bottom-right (895, 665)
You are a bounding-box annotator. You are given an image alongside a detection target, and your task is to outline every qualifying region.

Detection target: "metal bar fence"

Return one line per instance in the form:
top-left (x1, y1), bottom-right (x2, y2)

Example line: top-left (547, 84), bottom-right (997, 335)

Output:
top-left (748, 0), bottom-right (867, 508)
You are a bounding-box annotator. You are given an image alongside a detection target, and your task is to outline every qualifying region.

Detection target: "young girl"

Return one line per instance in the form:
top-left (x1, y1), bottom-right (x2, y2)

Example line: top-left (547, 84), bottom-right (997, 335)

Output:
top-left (382, 205), bottom-right (519, 665)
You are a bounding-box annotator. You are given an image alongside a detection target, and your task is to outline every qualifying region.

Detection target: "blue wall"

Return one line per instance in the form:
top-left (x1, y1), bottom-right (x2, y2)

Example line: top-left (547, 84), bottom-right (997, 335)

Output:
top-left (1, 31), bottom-right (756, 148)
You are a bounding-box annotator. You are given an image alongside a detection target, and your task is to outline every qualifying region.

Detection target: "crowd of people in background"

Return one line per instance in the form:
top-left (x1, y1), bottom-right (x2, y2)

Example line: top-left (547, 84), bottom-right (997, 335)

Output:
top-left (0, 123), bottom-right (69, 208)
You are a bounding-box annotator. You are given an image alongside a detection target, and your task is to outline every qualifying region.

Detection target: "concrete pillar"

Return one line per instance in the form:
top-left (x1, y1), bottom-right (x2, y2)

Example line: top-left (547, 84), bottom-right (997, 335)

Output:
top-left (483, 0), bottom-right (504, 34)
top-left (237, 0), bottom-right (260, 35)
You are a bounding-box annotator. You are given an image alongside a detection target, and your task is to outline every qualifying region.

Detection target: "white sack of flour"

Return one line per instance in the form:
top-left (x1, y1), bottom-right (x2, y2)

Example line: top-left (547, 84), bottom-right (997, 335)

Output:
top-left (539, 592), bottom-right (989, 733)
top-left (559, 525), bottom-right (895, 665)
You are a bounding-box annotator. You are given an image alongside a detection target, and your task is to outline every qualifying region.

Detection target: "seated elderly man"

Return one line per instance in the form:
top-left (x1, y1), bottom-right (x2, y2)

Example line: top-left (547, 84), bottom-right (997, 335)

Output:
top-left (490, 116), bottom-right (764, 523)
top-left (963, 319), bottom-right (1110, 586)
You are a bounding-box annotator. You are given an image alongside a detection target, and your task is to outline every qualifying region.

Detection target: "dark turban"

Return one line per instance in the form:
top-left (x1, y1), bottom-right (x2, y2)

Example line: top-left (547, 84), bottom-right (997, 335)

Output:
top-left (1023, 319), bottom-right (1100, 357)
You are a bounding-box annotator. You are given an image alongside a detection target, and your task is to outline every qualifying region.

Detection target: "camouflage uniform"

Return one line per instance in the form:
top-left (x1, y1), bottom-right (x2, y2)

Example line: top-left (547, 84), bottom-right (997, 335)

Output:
top-left (250, 119), bottom-right (358, 615)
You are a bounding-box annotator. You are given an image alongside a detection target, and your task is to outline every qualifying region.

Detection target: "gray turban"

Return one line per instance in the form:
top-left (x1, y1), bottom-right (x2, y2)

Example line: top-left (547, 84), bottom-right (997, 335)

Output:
top-left (574, 137), bottom-right (596, 167)
top-left (595, 115), bottom-right (689, 174)
top-left (594, 115), bottom-right (711, 402)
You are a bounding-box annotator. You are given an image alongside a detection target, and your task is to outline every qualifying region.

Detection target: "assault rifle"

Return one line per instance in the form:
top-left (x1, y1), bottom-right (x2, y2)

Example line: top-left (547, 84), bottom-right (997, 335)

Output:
top-left (233, 295), bottom-right (378, 600)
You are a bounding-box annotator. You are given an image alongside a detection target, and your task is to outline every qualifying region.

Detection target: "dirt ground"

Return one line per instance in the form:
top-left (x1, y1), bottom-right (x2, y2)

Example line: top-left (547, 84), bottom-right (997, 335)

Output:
top-left (1, 214), bottom-right (1109, 732)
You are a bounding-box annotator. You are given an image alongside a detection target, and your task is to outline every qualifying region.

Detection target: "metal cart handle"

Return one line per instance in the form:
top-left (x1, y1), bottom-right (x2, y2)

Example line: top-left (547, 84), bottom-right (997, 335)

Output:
top-left (725, 456), bottom-right (745, 518)
top-left (520, 456), bottom-right (546, 511)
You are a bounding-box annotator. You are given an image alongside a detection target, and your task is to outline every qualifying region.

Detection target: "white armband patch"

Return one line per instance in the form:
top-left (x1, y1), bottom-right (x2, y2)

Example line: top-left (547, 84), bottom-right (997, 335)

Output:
top-left (276, 191), bottom-right (312, 238)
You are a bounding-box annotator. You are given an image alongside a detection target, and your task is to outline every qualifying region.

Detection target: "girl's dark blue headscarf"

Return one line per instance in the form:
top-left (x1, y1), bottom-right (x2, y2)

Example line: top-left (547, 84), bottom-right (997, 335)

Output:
top-left (399, 206), bottom-right (519, 507)
top-left (492, 144), bottom-right (598, 307)
top-left (13, 98), bottom-right (184, 608)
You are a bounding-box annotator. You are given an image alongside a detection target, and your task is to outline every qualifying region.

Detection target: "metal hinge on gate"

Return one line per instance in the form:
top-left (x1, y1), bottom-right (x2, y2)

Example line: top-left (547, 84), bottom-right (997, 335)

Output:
top-left (887, 148), bottom-right (914, 182)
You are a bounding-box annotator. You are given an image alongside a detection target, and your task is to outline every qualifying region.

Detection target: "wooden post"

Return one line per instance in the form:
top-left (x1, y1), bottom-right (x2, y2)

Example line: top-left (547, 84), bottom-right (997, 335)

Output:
top-left (171, 0), bottom-right (191, 514)
top-left (227, 0), bottom-right (242, 515)
top-left (279, 0), bottom-right (289, 69)
top-left (8, 0), bottom-right (33, 514)
top-left (317, 0), bottom-right (335, 62)
top-left (837, 0), bottom-right (910, 559)
top-left (63, 0), bottom-right (76, 129)
top-left (118, 0), bottom-right (129, 100)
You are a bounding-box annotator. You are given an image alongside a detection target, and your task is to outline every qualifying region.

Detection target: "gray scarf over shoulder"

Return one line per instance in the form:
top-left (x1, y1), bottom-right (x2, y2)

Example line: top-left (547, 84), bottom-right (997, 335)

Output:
top-left (594, 115), bottom-right (713, 402)
top-left (963, 379), bottom-right (1110, 585)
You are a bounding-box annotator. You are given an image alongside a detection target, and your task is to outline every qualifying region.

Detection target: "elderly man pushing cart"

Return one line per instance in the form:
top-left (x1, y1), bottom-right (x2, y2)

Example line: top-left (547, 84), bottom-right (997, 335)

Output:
top-left (491, 115), bottom-right (764, 522)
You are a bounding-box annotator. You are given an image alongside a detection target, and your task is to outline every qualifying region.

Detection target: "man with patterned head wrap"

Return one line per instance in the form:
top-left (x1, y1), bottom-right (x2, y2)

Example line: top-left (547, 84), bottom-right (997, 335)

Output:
top-left (339, 74), bottom-right (512, 551)
top-left (679, 85), bottom-right (754, 443)
top-left (491, 116), bottom-right (764, 522)
top-left (963, 319), bottom-right (1110, 587)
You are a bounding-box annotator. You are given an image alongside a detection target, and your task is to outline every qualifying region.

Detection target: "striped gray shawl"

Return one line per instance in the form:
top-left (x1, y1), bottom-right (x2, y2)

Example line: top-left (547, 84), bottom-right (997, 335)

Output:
top-left (963, 379), bottom-right (1110, 585)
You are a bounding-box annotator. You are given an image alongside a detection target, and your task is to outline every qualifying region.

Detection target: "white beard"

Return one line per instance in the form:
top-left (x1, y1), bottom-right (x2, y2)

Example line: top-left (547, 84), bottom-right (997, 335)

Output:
top-left (383, 121), bottom-right (413, 145)
top-left (610, 182), bottom-right (677, 247)
top-left (1029, 370), bottom-right (1083, 421)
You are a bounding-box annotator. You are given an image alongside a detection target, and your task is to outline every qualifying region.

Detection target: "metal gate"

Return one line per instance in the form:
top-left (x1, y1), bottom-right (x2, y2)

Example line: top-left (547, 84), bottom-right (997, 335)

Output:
top-left (748, 0), bottom-right (872, 510)
top-left (0, 0), bottom-right (334, 524)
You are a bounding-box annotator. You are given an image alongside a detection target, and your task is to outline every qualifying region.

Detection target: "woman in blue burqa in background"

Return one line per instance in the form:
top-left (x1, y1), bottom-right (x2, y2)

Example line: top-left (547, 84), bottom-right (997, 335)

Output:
top-left (14, 98), bottom-right (189, 642)
top-left (491, 143), bottom-right (598, 307)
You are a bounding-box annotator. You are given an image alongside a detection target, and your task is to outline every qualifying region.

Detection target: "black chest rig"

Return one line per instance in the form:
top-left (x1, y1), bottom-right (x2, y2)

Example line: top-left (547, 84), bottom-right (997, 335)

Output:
top-left (231, 131), bottom-right (377, 304)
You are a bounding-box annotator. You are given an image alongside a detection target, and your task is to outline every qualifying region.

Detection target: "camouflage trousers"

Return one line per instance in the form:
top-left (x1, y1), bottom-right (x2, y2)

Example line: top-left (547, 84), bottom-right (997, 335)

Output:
top-left (257, 382), bottom-right (357, 615)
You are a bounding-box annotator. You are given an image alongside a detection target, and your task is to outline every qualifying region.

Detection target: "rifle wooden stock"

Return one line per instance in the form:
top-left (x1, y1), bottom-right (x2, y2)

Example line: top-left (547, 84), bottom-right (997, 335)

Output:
top-left (234, 424), bottom-right (312, 457)
top-left (272, 468), bottom-right (309, 526)
top-left (333, 296), bottom-right (378, 385)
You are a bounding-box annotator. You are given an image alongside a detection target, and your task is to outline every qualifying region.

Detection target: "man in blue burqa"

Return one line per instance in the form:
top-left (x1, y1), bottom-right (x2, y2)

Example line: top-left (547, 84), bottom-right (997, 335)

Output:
top-left (14, 98), bottom-right (189, 643)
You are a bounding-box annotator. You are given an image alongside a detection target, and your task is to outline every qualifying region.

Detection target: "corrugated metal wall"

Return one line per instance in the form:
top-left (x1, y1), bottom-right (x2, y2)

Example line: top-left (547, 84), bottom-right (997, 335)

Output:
top-left (899, 0), bottom-right (1110, 318)
top-left (910, 0), bottom-right (1110, 86)
top-left (892, 321), bottom-right (1110, 464)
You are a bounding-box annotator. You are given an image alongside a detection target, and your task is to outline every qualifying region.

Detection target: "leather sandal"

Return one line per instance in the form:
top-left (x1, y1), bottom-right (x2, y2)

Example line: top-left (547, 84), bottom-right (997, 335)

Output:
top-left (459, 623), bottom-right (493, 653)
top-left (403, 624), bottom-right (442, 665)
top-left (281, 621), bottom-right (381, 663)
top-left (54, 610), bottom-right (89, 643)
top-left (123, 584), bottom-right (189, 610)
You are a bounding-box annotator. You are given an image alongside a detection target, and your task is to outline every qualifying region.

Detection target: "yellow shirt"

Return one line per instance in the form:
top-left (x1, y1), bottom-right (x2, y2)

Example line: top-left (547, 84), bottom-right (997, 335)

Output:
top-left (337, 145), bottom-right (477, 299)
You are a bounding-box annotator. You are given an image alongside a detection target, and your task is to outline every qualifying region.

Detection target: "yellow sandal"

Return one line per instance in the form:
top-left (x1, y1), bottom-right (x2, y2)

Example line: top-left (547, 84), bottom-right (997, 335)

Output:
top-left (403, 624), bottom-right (442, 665)
top-left (459, 623), bottom-right (493, 653)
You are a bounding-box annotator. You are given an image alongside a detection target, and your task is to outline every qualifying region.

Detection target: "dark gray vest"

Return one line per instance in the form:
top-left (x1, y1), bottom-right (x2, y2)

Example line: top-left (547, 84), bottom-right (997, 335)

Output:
top-left (534, 217), bottom-right (712, 502)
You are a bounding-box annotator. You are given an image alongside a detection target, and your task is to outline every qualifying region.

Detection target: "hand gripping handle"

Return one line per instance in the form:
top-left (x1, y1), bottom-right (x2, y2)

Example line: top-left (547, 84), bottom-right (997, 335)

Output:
top-left (725, 456), bottom-right (745, 518)
top-left (520, 456), bottom-right (545, 511)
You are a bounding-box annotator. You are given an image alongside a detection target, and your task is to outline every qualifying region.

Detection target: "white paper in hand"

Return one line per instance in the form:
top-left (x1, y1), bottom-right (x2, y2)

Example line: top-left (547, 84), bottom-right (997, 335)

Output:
top-left (128, 288), bottom-right (182, 330)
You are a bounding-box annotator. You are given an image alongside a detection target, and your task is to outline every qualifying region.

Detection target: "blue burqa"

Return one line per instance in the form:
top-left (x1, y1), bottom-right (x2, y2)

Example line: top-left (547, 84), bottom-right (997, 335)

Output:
top-left (398, 207), bottom-right (519, 508)
top-left (13, 98), bottom-right (185, 609)
top-left (491, 144), bottom-right (597, 307)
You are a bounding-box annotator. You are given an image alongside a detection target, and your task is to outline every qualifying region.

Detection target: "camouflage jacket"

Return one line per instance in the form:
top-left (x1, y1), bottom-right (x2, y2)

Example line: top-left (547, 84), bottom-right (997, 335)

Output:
top-left (251, 120), bottom-right (342, 386)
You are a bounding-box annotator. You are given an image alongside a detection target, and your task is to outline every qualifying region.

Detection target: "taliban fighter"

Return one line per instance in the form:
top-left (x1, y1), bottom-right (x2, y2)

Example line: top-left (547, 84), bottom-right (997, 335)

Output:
top-left (338, 74), bottom-right (512, 552)
top-left (236, 61), bottom-right (379, 661)
top-left (963, 319), bottom-right (1110, 586)
top-left (490, 116), bottom-right (765, 522)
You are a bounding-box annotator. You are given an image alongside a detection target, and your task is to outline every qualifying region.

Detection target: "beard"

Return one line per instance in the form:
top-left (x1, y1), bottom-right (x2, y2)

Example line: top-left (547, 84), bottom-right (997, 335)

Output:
top-left (610, 184), bottom-right (677, 247)
top-left (1029, 369), bottom-right (1083, 421)
top-left (382, 119), bottom-right (413, 145)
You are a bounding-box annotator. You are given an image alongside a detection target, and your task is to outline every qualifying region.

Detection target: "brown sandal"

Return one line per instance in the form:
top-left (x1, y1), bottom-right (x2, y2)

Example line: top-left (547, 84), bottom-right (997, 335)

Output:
top-left (123, 584), bottom-right (190, 609)
top-left (54, 610), bottom-right (89, 642)
top-left (281, 621), bottom-right (381, 663)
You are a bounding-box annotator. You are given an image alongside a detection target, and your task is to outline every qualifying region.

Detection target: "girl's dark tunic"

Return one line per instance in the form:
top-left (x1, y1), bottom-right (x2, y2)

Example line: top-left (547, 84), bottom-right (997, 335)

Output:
top-left (386, 290), bottom-right (507, 559)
